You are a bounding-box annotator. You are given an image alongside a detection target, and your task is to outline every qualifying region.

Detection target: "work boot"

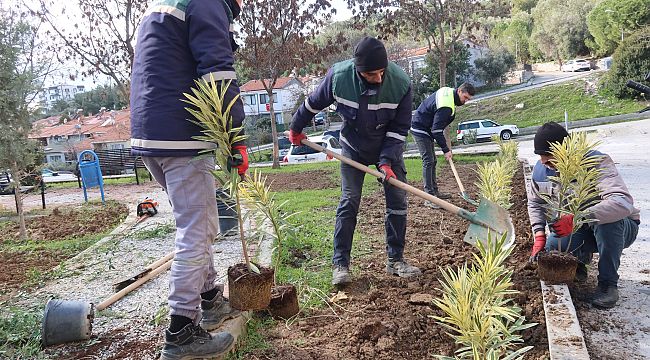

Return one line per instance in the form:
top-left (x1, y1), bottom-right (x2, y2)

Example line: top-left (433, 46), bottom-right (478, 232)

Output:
top-left (332, 265), bottom-right (352, 285)
top-left (433, 191), bottom-right (452, 200)
top-left (591, 285), bottom-right (619, 309)
top-left (575, 263), bottom-right (588, 283)
top-left (200, 292), bottom-right (241, 331)
top-left (386, 259), bottom-right (422, 278)
top-left (160, 323), bottom-right (234, 360)
top-left (424, 200), bottom-right (440, 209)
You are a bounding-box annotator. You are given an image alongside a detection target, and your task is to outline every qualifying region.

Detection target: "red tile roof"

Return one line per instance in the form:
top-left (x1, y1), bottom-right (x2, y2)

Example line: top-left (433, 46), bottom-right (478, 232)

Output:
top-left (240, 77), bottom-right (299, 92)
top-left (29, 110), bottom-right (132, 147)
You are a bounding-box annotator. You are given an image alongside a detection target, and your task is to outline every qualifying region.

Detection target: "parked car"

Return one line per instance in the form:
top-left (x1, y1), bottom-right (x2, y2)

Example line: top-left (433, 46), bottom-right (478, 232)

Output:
top-left (277, 136), bottom-right (292, 162)
top-left (41, 168), bottom-right (77, 183)
top-left (314, 111), bottom-right (326, 126)
top-left (561, 59), bottom-right (591, 72)
top-left (283, 135), bottom-right (342, 164)
top-left (457, 119), bottom-right (519, 144)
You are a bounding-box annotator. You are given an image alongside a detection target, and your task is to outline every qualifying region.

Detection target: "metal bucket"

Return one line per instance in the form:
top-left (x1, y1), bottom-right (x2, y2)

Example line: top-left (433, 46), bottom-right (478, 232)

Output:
top-left (216, 188), bottom-right (238, 236)
top-left (41, 299), bottom-right (94, 346)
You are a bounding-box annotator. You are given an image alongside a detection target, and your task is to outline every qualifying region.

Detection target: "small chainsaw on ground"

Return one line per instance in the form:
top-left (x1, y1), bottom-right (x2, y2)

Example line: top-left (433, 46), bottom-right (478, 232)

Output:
top-left (136, 198), bottom-right (159, 218)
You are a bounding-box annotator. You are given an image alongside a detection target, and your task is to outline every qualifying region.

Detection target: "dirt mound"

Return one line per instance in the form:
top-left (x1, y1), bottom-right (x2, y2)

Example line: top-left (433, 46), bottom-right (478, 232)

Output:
top-left (252, 163), bottom-right (549, 359)
top-left (0, 202), bottom-right (128, 296)
top-left (265, 169), bottom-right (338, 192)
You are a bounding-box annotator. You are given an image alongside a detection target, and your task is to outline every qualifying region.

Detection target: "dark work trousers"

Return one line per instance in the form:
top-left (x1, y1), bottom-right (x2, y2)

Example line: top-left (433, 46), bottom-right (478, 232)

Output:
top-left (413, 134), bottom-right (438, 195)
top-left (546, 217), bottom-right (639, 287)
top-left (332, 144), bottom-right (408, 267)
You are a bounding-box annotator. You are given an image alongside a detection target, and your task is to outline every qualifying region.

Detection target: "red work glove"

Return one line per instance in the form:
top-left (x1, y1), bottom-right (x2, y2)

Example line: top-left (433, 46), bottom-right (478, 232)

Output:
top-left (379, 164), bottom-right (396, 183)
top-left (551, 214), bottom-right (574, 237)
top-left (231, 145), bottom-right (249, 175)
top-left (529, 233), bottom-right (547, 262)
top-left (289, 129), bottom-right (307, 145)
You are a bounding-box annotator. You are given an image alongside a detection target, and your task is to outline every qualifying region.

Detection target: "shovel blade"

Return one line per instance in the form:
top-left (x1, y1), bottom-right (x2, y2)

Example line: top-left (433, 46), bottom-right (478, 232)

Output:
top-left (463, 197), bottom-right (515, 248)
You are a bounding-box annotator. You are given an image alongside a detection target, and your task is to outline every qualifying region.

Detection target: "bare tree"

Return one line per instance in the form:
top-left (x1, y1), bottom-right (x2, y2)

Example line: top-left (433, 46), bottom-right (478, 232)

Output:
top-left (31, 0), bottom-right (148, 99)
top-left (237, 0), bottom-right (344, 168)
top-left (0, 5), bottom-right (51, 240)
top-left (348, 0), bottom-right (504, 87)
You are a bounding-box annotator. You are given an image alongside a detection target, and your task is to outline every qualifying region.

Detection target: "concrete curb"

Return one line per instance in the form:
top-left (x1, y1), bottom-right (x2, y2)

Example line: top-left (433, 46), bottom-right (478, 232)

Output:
top-left (541, 282), bottom-right (590, 359)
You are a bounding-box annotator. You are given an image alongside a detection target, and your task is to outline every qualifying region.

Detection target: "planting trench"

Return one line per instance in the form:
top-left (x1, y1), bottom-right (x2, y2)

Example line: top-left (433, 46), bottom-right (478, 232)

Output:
top-left (250, 163), bottom-right (550, 359)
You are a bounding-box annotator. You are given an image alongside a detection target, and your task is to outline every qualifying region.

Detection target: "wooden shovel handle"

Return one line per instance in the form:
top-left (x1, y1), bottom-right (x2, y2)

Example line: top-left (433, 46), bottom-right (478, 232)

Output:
top-left (447, 157), bottom-right (466, 194)
top-left (147, 251), bottom-right (175, 271)
top-left (97, 258), bottom-right (173, 311)
top-left (297, 137), bottom-right (466, 216)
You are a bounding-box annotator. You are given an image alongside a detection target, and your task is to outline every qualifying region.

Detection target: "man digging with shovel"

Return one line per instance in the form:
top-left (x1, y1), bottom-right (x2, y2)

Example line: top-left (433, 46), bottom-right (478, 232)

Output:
top-left (289, 37), bottom-right (422, 285)
top-left (410, 83), bottom-right (475, 208)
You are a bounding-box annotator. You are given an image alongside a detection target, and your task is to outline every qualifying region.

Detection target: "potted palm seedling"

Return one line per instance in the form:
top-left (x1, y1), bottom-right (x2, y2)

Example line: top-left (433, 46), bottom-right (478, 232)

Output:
top-left (240, 170), bottom-right (300, 319)
top-left (184, 78), bottom-right (274, 310)
top-left (536, 132), bottom-right (602, 283)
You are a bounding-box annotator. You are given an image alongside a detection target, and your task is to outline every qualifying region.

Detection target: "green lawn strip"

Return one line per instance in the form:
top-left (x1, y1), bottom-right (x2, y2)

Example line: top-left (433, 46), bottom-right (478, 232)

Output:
top-left (454, 74), bottom-right (645, 129)
top-left (226, 317), bottom-right (274, 360)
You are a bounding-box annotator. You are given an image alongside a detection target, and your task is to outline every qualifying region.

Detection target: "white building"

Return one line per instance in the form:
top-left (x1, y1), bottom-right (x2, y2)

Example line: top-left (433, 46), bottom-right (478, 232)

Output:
top-left (39, 84), bottom-right (86, 110)
top-left (239, 77), bottom-right (304, 127)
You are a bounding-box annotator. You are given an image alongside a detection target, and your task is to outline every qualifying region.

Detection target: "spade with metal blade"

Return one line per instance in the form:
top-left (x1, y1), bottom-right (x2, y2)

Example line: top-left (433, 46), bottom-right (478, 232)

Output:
top-left (296, 136), bottom-right (515, 248)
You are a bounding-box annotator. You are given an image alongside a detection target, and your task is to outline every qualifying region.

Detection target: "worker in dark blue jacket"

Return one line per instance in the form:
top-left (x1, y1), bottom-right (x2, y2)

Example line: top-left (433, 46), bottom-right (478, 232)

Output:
top-left (411, 83), bottom-right (475, 207)
top-left (130, 0), bottom-right (245, 358)
top-left (289, 37), bottom-right (421, 285)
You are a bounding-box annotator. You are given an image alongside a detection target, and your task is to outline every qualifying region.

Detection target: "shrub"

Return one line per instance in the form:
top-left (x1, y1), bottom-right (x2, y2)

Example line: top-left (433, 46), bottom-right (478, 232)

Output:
top-left (474, 48), bottom-right (516, 87)
top-left (476, 160), bottom-right (513, 209)
top-left (599, 27), bottom-right (650, 98)
top-left (433, 234), bottom-right (536, 360)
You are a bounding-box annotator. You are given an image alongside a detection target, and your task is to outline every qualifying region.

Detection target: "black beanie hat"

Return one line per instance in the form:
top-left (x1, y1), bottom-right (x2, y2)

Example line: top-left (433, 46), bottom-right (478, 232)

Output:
top-left (534, 122), bottom-right (569, 155)
top-left (354, 37), bottom-right (388, 72)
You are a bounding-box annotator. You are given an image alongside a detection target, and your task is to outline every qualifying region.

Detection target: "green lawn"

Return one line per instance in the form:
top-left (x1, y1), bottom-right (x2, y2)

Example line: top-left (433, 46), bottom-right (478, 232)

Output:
top-left (454, 73), bottom-right (647, 129)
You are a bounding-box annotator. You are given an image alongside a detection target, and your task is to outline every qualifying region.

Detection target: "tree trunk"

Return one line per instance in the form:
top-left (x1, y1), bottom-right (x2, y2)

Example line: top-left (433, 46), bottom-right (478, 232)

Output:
top-left (438, 51), bottom-right (448, 88)
top-left (11, 163), bottom-right (26, 240)
top-left (268, 90), bottom-right (280, 169)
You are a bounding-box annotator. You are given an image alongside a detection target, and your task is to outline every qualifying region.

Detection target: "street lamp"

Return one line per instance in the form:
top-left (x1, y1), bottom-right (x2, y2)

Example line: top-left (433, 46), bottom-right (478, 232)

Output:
top-left (604, 9), bottom-right (624, 41)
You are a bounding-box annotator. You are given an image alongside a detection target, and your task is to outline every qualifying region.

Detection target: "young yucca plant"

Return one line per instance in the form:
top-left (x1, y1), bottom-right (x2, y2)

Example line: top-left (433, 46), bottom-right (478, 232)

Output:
top-left (433, 233), bottom-right (536, 360)
top-left (239, 170), bottom-right (299, 283)
top-left (539, 132), bottom-right (603, 252)
top-left (182, 77), bottom-right (255, 271)
top-left (475, 160), bottom-right (513, 209)
top-left (496, 139), bottom-right (519, 175)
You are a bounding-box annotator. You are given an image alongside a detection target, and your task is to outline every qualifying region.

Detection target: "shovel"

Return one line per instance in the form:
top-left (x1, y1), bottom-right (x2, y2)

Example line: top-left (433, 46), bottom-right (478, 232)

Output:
top-left (112, 251), bottom-right (175, 292)
top-left (296, 137), bottom-right (515, 248)
top-left (447, 157), bottom-right (479, 206)
top-left (41, 254), bottom-right (173, 346)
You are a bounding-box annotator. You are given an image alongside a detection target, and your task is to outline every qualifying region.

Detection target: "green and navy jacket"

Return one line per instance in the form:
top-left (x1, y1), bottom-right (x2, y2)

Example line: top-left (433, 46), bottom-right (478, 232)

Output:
top-left (410, 87), bottom-right (462, 153)
top-left (290, 60), bottom-right (413, 167)
top-left (130, 0), bottom-right (244, 157)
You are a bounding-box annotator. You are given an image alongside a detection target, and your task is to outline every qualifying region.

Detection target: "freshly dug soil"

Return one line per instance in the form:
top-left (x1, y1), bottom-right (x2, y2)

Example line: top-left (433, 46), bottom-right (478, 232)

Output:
top-left (250, 163), bottom-right (550, 359)
top-left (265, 170), bottom-right (338, 192)
top-left (538, 251), bottom-right (578, 284)
top-left (0, 202), bottom-right (128, 296)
